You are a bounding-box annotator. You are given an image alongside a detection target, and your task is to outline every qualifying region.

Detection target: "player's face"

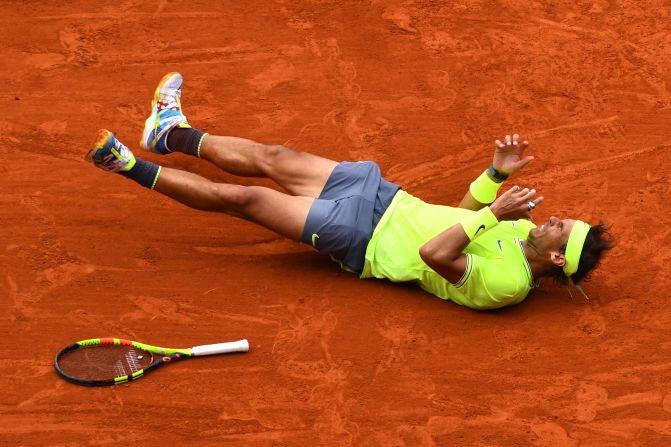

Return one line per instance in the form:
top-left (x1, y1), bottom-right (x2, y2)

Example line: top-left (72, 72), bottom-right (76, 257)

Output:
top-left (528, 216), bottom-right (577, 253)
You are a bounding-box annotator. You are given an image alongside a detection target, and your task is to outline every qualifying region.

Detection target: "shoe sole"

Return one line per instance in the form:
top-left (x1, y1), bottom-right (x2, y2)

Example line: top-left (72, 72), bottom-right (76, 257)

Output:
top-left (85, 129), bottom-right (112, 162)
top-left (140, 72), bottom-right (181, 151)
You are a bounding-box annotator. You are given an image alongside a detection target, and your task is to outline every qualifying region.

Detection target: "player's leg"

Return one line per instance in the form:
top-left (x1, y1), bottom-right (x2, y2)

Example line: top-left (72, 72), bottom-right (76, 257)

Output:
top-left (154, 168), bottom-right (311, 241)
top-left (196, 134), bottom-right (337, 198)
top-left (139, 72), bottom-right (337, 198)
top-left (88, 130), bottom-right (311, 241)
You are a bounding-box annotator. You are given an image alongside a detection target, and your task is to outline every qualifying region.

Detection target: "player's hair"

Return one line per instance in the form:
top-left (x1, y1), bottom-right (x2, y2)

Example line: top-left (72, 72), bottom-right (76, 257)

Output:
top-left (550, 222), bottom-right (615, 287)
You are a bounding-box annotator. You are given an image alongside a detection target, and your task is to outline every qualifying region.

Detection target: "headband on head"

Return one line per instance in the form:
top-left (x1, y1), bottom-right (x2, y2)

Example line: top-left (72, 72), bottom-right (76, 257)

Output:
top-left (562, 220), bottom-right (590, 277)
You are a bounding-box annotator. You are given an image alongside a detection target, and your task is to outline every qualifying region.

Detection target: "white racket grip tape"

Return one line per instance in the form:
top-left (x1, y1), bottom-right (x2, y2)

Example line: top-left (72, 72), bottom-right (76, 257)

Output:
top-left (191, 339), bottom-right (250, 356)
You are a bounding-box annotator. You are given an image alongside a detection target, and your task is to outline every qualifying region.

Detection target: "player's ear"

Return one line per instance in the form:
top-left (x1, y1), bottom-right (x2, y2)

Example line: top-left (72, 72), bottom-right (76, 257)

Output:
top-left (549, 251), bottom-right (566, 268)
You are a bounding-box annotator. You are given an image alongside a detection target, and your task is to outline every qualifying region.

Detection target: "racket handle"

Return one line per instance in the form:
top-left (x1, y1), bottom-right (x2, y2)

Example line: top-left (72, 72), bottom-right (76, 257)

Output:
top-left (191, 339), bottom-right (249, 356)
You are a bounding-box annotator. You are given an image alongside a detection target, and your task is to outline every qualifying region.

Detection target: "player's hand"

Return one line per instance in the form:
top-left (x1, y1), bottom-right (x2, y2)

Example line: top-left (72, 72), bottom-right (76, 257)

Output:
top-left (492, 134), bottom-right (534, 176)
top-left (490, 185), bottom-right (543, 221)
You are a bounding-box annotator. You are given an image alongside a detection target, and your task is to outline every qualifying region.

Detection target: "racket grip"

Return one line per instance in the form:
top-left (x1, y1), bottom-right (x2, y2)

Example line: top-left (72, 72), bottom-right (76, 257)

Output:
top-left (191, 339), bottom-right (249, 356)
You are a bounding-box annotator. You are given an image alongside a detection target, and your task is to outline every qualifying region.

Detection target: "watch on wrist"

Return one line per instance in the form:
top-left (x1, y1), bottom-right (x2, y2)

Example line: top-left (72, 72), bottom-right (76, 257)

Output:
top-left (488, 164), bottom-right (509, 181)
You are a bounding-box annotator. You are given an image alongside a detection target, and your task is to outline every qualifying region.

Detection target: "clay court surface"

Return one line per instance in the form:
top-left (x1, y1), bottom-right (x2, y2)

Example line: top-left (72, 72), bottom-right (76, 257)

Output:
top-left (2, 1), bottom-right (671, 445)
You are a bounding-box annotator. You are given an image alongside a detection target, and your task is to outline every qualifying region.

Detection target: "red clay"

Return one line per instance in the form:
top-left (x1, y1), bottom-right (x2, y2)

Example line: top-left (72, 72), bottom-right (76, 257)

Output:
top-left (2, 1), bottom-right (671, 445)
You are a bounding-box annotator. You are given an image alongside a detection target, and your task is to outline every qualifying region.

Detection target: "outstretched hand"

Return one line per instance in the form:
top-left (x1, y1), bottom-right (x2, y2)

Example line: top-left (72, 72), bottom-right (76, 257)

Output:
top-left (490, 185), bottom-right (543, 221)
top-left (493, 134), bottom-right (534, 176)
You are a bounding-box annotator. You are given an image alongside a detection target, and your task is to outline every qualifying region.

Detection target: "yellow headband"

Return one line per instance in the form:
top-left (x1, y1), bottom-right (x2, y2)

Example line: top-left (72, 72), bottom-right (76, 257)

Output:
top-left (563, 220), bottom-right (590, 277)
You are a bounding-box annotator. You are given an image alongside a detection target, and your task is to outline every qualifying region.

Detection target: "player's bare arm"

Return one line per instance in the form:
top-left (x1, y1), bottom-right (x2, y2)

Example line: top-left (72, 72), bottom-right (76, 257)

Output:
top-left (458, 133), bottom-right (534, 210)
top-left (420, 185), bottom-right (543, 283)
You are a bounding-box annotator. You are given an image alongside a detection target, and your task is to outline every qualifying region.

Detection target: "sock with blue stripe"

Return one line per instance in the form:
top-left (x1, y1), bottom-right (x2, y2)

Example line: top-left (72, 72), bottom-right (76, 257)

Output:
top-left (167, 127), bottom-right (208, 157)
top-left (120, 158), bottom-right (162, 189)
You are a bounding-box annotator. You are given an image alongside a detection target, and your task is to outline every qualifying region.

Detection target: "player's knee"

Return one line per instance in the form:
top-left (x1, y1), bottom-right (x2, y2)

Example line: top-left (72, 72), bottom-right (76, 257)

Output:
top-left (212, 184), bottom-right (253, 214)
top-left (265, 144), bottom-right (292, 159)
top-left (227, 186), bottom-right (273, 220)
top-left (257, 144), bottom-right (293, 171)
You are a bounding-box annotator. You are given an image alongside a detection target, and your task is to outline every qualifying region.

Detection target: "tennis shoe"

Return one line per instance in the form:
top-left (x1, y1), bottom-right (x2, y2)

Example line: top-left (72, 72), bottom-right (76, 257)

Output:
top-left (86, 130), bottom-right (136, 172)
top-left (140, 72), bottom-right (191, 155)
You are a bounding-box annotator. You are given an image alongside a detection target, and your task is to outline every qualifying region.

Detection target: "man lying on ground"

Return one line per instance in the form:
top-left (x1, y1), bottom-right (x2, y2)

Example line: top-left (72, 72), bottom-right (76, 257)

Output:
top-left (86, 73), bottom-right (613, 310)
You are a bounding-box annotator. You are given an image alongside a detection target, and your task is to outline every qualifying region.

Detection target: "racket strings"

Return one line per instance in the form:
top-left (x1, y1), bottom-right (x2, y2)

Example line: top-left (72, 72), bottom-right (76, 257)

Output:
top-left (57, 345), bottom-right (153, 380)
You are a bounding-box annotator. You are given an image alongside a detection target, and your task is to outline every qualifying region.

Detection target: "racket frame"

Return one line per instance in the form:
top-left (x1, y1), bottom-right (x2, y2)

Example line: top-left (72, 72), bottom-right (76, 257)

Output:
top-left (54, 337), bottom-right (244, 386)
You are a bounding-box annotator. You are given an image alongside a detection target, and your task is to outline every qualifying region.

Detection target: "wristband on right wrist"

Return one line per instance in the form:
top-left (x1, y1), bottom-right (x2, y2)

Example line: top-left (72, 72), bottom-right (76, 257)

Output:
top-left (461, 207), bottom-right (499, 241)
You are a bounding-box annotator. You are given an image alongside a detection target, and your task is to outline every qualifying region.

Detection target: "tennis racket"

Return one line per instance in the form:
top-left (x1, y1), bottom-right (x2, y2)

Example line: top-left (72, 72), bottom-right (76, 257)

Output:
top-left (54, 337), bottom-right (249, 386)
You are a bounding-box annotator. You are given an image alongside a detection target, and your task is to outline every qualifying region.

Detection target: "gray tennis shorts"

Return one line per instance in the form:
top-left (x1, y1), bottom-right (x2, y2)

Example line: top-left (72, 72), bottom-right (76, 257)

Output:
top-left (301, 161), bottom-right (401, 274)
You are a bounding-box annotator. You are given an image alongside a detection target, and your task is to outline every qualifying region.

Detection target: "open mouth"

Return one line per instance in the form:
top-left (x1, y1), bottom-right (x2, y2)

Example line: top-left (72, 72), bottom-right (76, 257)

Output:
top-left (531, 223), bottom-right (547, 238)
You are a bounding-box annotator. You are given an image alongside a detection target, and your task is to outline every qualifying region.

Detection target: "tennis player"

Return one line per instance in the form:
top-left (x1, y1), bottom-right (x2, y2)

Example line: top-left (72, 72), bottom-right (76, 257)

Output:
top-left (87, 72), bottom-right (613, 310)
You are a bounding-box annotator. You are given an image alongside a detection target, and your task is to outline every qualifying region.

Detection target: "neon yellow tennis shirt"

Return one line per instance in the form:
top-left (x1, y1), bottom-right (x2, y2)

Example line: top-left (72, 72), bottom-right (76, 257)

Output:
top-left (361, 190), bottom-right (537, 310)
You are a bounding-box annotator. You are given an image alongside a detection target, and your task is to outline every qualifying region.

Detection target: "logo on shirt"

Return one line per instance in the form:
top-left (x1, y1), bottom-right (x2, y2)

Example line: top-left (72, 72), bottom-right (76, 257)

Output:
top-left (497, 240), bottom-right (503, 252)
top-left (311, 233), bottom-right (319, 247)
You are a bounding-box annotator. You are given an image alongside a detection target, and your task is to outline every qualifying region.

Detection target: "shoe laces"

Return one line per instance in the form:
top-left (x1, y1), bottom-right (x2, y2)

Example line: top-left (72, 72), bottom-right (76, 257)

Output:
top-left (157, 90), bottom-right (181, 112)
top-left (97, 140), bottom-right (132, 172)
